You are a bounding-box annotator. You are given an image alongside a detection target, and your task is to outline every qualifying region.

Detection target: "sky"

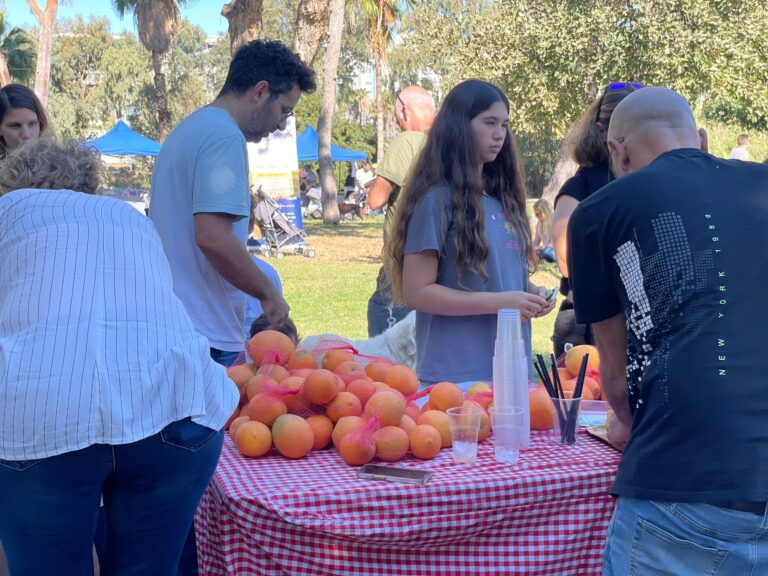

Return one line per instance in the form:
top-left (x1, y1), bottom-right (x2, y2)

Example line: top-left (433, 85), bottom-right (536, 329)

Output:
top-left (3, 0), bottom-right (229, 37)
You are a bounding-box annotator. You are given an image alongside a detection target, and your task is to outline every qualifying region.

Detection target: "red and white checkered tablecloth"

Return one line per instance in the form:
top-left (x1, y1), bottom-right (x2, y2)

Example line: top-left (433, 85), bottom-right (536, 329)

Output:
top-left (196, 430), bottom-right (620, 576)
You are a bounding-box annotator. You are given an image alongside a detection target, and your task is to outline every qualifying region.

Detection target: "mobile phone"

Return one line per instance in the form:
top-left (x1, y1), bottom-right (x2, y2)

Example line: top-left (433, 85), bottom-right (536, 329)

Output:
top-left (545, 287), bottom-right (558, 302)
top-left (356, 464), bottom-right (433, 485)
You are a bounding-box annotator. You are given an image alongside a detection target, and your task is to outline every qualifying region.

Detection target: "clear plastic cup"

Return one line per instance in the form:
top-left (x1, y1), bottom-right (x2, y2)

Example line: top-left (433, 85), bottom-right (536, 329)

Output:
top-left (489, 406), bottom-right (526, 464)
top-left (447, 405), bottom-right (483, 464)
top-left (551, 396), bottom-right (582, 446)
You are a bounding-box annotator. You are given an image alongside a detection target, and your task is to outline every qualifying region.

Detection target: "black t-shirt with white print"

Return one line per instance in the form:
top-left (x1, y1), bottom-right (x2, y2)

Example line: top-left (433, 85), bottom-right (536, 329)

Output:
top-left (569, 148), bottom-right (768, 504)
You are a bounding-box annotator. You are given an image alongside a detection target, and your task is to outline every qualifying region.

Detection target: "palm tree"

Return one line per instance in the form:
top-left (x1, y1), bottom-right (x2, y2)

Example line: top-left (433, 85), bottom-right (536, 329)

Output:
top-left (317, 0), bottom-right (345, 224)
top-left (359, 0), bottom-right (413, 163)
top-left (0, 12), bottom-right (37, 86)
top-left (222, 0), bottom-right (264, 56)
top-left (26, 0), bottom-right (58, 105)
top-left (113, 0), bottom-right (186, 141)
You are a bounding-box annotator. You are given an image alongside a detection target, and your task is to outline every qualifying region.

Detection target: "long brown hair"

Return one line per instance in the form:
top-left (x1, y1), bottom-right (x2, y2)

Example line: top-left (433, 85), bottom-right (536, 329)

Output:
top-left (0, 84), bottom-right (49, 158)
top-left (385, 79), bottom-right (532, 304)
top-left (566, 83), bottom-right (643, 167)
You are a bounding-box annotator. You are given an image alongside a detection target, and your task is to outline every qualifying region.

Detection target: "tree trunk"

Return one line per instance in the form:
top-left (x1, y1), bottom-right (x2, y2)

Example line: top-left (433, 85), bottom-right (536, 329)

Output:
top-left (151, 50), bottom-right (171, 142)
top-left (541, 141), bottom-right (577, 205)
top-left (292, 0), bottom-right (330, 67)
top-left (0, 55), bottom-right (10, 87)
top-left (317, 0), bottom-right (345, 225)
top-left (27, 0), bottom-right (58, 107)
top-left (222, 0), bottom-right (264, 56)
top-left (374, 51), bottom-right (384, 164)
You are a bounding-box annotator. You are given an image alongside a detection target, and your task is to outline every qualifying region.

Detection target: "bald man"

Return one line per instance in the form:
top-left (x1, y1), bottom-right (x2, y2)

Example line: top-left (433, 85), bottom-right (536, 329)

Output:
top-left (569, 87), bottom-right (768, 574)
top-left (367, 86), bottom-right (437, 337)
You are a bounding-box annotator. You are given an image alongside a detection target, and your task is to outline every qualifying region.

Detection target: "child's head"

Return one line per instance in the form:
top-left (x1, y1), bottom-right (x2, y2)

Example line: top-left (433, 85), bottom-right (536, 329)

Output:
top-left (386, 79), bottom-right (533, 302)
top-left (737, 133), bottom-right (750, 147)
top-left (533, 198), bottom-right (553, 223)
top-left (249, 314), bottom-right (300, 345)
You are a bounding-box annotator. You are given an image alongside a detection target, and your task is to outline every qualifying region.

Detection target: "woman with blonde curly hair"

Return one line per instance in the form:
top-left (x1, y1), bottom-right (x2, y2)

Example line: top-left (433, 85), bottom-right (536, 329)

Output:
top-left (0, 138), bottom-right (238, 575)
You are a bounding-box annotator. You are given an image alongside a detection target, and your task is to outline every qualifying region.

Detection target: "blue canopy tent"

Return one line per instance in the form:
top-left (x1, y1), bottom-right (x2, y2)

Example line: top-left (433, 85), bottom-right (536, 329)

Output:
top-left (296, 125), bottom-right (367, 162)
top-left (88, 120), bottom-right (161, 156)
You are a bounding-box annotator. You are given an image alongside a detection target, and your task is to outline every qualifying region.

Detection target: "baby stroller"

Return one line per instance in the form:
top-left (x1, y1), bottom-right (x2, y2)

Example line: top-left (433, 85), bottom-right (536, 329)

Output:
top-left (250, 187), bottom-right (316, 258)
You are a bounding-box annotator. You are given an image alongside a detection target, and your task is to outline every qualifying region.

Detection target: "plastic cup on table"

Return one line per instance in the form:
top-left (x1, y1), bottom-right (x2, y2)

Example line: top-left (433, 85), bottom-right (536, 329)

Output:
top-left (489, 406), bottom-right (525, 465)
top-left (447, 405), bottom-right (483, 464)
top-left (551, 396), bottom-right (582, 446)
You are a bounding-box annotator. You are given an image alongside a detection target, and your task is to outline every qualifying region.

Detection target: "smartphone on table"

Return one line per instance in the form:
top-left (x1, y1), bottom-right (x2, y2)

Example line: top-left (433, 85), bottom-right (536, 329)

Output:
top-left (356, 464), bottom-right (433, 485)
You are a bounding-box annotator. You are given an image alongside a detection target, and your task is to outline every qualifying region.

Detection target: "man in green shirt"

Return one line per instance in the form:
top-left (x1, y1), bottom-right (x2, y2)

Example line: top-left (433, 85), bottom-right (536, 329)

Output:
top-left (367, 86), bottom-right (436, 337)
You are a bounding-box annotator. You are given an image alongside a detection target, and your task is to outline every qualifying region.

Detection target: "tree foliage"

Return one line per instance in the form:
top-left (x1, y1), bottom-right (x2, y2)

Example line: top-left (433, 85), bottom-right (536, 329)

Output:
top-left (0, 11), bottom-right (37, 83)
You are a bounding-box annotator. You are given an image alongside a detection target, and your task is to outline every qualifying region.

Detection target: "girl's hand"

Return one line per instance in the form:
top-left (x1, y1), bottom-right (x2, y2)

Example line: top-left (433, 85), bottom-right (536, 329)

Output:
top-left (499, 291), bottom-right (546, 323)
top-left (533, 285), bottom-right (557, 317)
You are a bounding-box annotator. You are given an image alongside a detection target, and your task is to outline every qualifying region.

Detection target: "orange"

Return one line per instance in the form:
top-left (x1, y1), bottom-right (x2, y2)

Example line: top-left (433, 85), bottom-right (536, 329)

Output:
top-left (398, 414), bottom-right (417, 435)
top-left (272, 414), bottom-right (314, 459)
top-left (246, 374), bottom-right (278, 400)
top-left (247, 329), bottom-right (295, 366)
top-left (303, 369), bottom-right (340, 405)
top-left (286, 348), bottom-right (318, 371)
top-left (363, 389), bottom-right (406, 427)
top-left (334, 360), bottom-right (368, 385)
top-left (564, 344), bottom-right (600, 378)
top-left (234, 421), bottom-right (272, 457)
top-left (465, 381), bottom-right (491, 397)
top-left (417, 410), bottom-right (452, 448)
top-left (242, 393), bottom-right (287, 426)
top-left (278, 375), bottom-right (305, 394)
top-left (306, 414), bottom-right (334, 450)
top-left (290, 368), bottom-right (315, 378)
top-left (529, 385), bottom-right (555, 430)
top-left (374, 426), bottom-right (410, 462)
top-left (429, 382), bottom-right (464, 412)
top-left (322, 349), bottom-right (356, 372)
top-left (257, 364), bottom-right (290, 382)
top-left (420, 401), bottom-right (432, 414)
top-left (283, 387), bottom-right (312, 417)
top-left (326, 391), bottom-right (362, 422)
top-left (364, 360), bottom-right (393, 383)
top-left (338, 428), bottom-right (376, 466)
top-left (346, 378), bottom-right (376, 408)
top-left (409, 424), bottom-right (441, 459)
top-left (228, 416), bottom-right (251, 440)
top-left (384, 364), bottom-right (420, 397)
top-left (405, 401), bottom-right (422, 421)
top-left (226, 364), bottom-right (254, 388)
top-left (372, 381), bottom-right (391, 392)
top-left (332, 415), bottom-right (365, 449)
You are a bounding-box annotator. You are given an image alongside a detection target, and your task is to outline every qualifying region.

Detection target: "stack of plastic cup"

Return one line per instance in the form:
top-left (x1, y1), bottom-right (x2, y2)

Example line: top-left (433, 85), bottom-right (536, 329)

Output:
top-left (492, 308), bottom-right (530, 450)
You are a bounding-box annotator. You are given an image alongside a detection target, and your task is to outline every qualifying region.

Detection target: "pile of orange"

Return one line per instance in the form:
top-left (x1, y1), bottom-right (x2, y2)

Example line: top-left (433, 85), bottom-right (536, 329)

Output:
top-left (225, 330), bottom-right (496, 467)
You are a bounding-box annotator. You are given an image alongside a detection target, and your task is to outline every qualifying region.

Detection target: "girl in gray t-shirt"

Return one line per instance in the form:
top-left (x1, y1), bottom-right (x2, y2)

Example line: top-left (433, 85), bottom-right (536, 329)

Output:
top-left (385, 80), bottom-right (556, 385)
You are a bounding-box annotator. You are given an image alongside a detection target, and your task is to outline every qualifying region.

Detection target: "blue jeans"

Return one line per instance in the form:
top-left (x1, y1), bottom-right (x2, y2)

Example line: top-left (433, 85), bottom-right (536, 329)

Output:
top-left (210, 347), bottom-right (241, 367)
top-left (537, 246), bottom-right (556, 262)
top-left (604, 497), bottom-right (768, 575)
top-left (0, 419), bottom-right (223, 576)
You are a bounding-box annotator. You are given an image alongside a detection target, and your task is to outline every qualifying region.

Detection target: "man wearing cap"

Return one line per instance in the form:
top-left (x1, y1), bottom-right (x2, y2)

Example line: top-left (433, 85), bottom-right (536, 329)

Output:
top-left (367, 86), bottom-right (437, 337)
top-left (569, 87), bottom-right (768, 573)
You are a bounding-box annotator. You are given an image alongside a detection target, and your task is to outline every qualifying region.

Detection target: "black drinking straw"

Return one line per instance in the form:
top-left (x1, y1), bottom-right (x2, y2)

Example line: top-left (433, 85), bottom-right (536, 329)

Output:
top-left (535, 354), bottom-right (568, 435)
top-left (565, 353), bottom-right (590, 444)
top-left (534, 360), bottom-right (556, 398)
top-left (550, 354), bottom-right (566, 401)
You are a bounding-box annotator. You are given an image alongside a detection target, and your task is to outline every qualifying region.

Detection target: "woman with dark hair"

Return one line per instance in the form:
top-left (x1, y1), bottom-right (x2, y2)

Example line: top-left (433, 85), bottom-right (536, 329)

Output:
top-left (551, 82), bottom-right (643, 357)
top-left (386, 79), bottom-right (555, 385)
top-left (0, 84), bottom-right (48, 158)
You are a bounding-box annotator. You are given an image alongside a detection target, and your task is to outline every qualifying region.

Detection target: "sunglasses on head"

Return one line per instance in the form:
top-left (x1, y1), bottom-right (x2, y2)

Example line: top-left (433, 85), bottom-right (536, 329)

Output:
top-left (595, 82), bottom-right (645, 123)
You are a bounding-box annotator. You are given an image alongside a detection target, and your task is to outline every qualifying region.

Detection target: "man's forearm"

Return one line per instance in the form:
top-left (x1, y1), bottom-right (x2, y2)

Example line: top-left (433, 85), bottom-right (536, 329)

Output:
top-left (592, 314), bottom-right (632, 426)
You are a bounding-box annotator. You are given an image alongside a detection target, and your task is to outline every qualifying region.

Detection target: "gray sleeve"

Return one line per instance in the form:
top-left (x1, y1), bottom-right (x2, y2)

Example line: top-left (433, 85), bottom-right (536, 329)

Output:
top-left (404, 188), bottom-right (451, 256)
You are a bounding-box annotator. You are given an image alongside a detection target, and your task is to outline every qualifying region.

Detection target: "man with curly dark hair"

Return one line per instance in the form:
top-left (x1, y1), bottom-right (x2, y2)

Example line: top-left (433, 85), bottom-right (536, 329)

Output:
top-left (148, 40), bottom-right (315, 575)
top-left (150, 39), bottom-right (315, 368)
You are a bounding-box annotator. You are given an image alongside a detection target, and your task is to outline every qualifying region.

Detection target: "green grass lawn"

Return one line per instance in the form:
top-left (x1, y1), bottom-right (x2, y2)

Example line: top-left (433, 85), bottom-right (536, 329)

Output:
top-left (265, 216), bottom-right (561, 358)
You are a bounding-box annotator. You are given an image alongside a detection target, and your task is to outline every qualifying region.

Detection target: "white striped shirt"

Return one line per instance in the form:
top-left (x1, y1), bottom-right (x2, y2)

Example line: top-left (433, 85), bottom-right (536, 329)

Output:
top-left (0, 189), bottom-right (239, 460)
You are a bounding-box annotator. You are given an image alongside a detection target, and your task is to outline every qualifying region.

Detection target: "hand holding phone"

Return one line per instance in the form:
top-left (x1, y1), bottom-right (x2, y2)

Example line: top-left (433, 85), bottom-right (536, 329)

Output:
top-left (544, 287), bottom-right (558, 302)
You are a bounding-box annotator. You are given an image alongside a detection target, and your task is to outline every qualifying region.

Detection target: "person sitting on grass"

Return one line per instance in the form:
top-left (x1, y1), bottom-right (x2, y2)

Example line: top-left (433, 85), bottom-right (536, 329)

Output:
top-left (532, 198), bottom-right (556, 263)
